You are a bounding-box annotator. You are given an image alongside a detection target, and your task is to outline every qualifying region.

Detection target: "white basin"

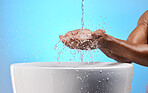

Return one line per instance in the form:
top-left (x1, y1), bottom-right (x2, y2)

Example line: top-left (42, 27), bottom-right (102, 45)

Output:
top-left (10, 62), bottom-right (133, 93)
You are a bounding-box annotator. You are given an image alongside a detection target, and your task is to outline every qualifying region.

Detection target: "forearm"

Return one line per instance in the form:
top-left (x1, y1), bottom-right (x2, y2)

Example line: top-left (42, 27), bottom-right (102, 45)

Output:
top-left (105, 35), bottom-right (148, 67)
top-left (99, 47), bottom-right (132, 63)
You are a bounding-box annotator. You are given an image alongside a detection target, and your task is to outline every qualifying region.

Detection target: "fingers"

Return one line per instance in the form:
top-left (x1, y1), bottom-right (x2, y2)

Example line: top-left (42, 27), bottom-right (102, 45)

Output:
top-left (59, 35), bottom-right (64, 40)
top-left (65, 31), bottom-right (72, 37)
top-left (92, 29), bottom-right (107, 42)
top-left (64, 29), bottom-right (80, 37)
top-left (59, 29), bottom-right (96, 50)
top-left (59, 35), bottom-right (68, 43)
top-left (71, 30), bottom-right (79, 35)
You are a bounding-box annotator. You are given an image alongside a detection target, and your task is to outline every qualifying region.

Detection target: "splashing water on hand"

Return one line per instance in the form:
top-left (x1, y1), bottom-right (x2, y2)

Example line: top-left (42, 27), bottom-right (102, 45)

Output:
top-left (54, 0), bottom-right (102, 63)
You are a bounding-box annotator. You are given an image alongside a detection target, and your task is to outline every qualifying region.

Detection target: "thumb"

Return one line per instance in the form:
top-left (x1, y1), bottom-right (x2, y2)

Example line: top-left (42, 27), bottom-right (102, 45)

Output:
top-left (59, 35), bottom-right (64, 40)
top-left (95, 29), bottom-right (106, 36)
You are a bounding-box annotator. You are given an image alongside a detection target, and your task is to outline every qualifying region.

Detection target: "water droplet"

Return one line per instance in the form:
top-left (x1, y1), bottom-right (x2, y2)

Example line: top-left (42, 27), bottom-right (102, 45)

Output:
top-left (77, 76), bottom-right (82, 80)
top-left (100, 70), bottom-right (102, 73)
top-left (86, 73), bottom-right (89, 77)
top-left (106, 78), bottom-right (109, 81)
top-left (54, 45), bottom-right (58, 50)
top-left (75, 70), bottom-right (79, 72)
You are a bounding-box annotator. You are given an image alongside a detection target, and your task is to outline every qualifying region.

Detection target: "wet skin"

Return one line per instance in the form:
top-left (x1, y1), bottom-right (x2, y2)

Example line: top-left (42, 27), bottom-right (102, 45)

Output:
top-left (59, 10), bottom-right (148, 67)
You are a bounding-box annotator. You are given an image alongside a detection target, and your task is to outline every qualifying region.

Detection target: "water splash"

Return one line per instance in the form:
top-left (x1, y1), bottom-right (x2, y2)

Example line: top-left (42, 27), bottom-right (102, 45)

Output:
top-left (100, 70), bottom-right (103, 73)
top-left (54, 40), bottom-right (62, 50)
top-left (53, 0), bottom-right (102, 62)
top-left (106, 78), bottom-right (109, 81)
top-left (80, 50), bottom-right (84, 62)
top-left (89, 50), bottom-right (93, 62)
top-left (54, 37), bottom-right (67, 50)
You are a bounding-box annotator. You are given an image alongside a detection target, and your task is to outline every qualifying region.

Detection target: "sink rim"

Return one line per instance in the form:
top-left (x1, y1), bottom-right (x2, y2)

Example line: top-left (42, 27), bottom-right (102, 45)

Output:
top-left (10, 62), bottom-right (133, 69)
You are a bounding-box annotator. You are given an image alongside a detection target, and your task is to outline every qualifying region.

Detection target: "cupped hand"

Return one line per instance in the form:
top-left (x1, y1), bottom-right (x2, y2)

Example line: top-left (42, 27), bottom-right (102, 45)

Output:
top-left (59, 29), bottom-right (108, 50)
top-left (59, 29), bottom-right (132, 63)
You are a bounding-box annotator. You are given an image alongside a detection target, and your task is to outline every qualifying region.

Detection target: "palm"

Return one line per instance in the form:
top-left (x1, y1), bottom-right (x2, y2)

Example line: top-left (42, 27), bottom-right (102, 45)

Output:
top-left (59, 29), bottom-right (102, 50)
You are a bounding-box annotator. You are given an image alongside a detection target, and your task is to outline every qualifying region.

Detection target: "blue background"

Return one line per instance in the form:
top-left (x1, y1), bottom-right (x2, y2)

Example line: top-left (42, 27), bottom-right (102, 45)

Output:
top-left (0, 0), bottom-right (148, 93)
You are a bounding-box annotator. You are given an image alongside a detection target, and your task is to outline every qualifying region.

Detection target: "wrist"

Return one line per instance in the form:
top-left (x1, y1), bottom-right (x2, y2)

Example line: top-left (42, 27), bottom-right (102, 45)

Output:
top-left (98, 35), bottom-right (115, 49)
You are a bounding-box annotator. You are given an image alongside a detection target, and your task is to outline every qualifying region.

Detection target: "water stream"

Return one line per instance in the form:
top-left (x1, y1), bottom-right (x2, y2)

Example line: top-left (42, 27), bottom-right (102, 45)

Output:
top-left (54, 0), bottom-right (99, 63)
top-left (81, 0), bottom-right (85, 32)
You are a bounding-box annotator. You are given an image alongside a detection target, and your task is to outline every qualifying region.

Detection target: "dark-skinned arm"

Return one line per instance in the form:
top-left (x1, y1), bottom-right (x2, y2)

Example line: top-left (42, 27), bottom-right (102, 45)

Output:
top-left (103, 36), bottom-right (148, 67)
top-left (97, 10), bottom-right (148, 66)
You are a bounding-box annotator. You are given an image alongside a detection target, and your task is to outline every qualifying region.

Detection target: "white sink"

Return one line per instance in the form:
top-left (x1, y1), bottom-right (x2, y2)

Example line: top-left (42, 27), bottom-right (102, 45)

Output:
top-left (10, 62), bottom-right (133, 93)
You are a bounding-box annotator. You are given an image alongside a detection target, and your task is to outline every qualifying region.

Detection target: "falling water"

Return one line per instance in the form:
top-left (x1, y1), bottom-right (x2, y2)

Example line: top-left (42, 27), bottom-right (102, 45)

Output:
top-left (80, 0), bottom-right (85, 62)
top-left (54, 0), bottom-right (99, 62)
top-left (81, 0), bottom-right (84, 32)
